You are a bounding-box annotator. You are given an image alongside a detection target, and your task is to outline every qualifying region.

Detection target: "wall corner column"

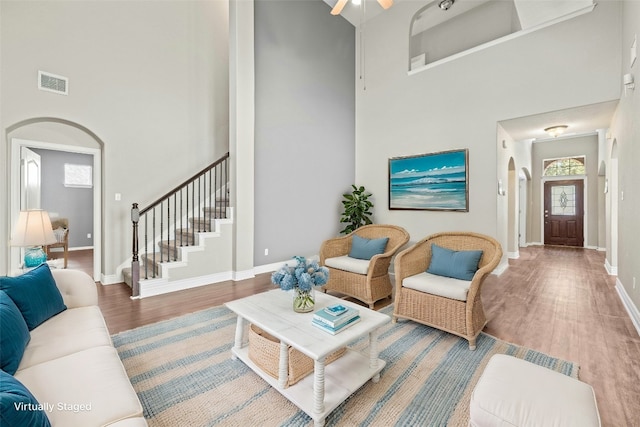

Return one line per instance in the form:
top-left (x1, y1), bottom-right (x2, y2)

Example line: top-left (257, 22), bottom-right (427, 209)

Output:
top-left (229, 0), bottom-right (255, 279)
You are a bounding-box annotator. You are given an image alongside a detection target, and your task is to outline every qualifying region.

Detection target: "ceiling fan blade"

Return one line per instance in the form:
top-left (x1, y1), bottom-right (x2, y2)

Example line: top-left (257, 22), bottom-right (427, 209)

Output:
top-left (377, 0), bottom-right (393, 10)
top-left (331, 0), bottom-right (348, 15)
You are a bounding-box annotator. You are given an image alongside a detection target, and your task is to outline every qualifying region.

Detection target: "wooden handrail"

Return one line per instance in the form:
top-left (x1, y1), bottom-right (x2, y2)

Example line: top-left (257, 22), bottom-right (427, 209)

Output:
top-left (139, 152), bottom-right (229, 215)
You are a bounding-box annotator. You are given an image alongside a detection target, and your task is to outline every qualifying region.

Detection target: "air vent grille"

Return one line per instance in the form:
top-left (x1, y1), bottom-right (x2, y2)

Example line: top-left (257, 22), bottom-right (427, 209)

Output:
top-left (38, 71), bottom-right (68, 95)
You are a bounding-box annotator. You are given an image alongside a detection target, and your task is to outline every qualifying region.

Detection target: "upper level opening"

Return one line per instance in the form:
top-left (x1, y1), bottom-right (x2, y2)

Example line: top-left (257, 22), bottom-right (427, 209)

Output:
top-left (409, 0), bottom-right (596, 72)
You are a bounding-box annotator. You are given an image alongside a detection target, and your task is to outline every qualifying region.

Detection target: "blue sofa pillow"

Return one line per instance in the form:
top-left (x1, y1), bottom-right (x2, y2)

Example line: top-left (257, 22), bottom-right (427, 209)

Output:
top-left (349, 235), bottom-right (389, 260)
top-left (0, 291), bottom-right (31, 375)
top-left (0, 370), bottom-right (51, 427)
top-left (427, 243), bottom-right (483, 281)
top-left (0, 264), bottom-right (66, 330)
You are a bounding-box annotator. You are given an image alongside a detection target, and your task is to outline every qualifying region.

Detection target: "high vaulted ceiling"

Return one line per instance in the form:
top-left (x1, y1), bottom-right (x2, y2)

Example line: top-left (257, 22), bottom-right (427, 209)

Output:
top-left (325, 0), bottom-right (595, 29)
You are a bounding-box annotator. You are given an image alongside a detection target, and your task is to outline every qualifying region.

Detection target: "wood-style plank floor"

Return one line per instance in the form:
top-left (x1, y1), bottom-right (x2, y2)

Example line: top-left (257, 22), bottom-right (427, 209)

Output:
top-left (68, 246), bottom-right (639, 427)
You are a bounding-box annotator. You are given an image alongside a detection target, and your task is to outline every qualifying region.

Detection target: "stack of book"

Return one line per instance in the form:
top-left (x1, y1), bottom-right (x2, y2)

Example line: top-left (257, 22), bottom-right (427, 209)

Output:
top-left (312, 304), bottom-right (360, 335)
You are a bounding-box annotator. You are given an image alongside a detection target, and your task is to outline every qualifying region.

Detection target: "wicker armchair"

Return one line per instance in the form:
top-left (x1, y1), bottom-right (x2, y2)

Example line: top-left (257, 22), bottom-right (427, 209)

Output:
top-left (393, 232), bottom-right (502, 350)
top-left (45, 218), bottom-right (69, 268)
top-left (320, 224), bottom-right (409, 308)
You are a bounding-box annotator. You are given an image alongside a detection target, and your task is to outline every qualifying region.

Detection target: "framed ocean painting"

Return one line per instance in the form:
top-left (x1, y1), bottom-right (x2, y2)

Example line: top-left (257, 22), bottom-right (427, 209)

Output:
top-left (388, 149), bottom-right (469, 211)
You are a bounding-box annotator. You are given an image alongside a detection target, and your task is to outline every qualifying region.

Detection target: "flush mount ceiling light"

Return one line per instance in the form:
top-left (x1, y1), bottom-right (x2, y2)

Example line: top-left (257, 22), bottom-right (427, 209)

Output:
top-left (544, 125), bottom-right (569, 138)
top-left (438, 0), bottom-right (455, 10)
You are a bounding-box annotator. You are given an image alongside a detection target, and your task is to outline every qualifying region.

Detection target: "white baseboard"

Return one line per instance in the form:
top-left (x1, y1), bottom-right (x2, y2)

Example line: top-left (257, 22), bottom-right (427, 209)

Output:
top-left (101, 273), bottom-right (122, 285)
top-left (253, 261), bottom-right (287, 275)
top-left (253, 255), bottom-right (321, 276)
top-left (507, 251), bottom-right (519, 259)
top-left (493, 261), bottom-right (509, 276)
top-left (615, 278), bottom-right (640, 338)
top-left (138, 271), bottom-right (234, 298)
top-left (232, 270), bottom-right (255, 281)
top-left (605, 258), bottom-right (618, 276)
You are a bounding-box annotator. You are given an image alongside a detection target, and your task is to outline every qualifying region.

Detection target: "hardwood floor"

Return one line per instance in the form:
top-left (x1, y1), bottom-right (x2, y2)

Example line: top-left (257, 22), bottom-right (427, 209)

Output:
top-left (483, 247), bottom-right (640, 427)
top-left (78, 246), bottom-right (639, 427)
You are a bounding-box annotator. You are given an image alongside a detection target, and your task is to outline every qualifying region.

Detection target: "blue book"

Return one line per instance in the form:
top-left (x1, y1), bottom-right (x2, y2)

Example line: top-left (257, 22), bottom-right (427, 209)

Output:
top-left (324, 304), bottom-right (348, 316)
top-left (312, 315), bottom-right (360, 335)
top-left (313, 307), bottom-right (359, 328)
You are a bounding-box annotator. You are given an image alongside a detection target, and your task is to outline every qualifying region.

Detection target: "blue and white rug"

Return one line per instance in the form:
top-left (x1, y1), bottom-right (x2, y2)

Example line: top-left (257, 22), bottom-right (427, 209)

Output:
top-left (112, 305), bottom-right (578, 427)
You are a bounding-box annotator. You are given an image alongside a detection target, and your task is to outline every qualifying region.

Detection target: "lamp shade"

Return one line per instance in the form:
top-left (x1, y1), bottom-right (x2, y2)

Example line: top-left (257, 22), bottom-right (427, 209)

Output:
top-left (10, 210), bottom-right (57, 247)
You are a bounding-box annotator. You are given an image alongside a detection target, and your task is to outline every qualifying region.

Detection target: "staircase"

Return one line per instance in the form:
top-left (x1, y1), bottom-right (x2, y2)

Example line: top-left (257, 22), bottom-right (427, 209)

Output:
top-left (123, 153), bottom-right (232, 298)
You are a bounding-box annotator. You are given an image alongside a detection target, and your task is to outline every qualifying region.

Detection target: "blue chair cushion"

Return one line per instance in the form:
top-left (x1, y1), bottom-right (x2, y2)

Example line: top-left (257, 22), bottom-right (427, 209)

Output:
top-left (0, 291), bottom-right (31, 375)
top-left (427, 243), bottom-right (483, 281)
top-left (0, 370), bottom-right (51, 427)
top-left (0, 264), bottom-right (66, 330)
top-left (349, 235), bottom-right (389, 260)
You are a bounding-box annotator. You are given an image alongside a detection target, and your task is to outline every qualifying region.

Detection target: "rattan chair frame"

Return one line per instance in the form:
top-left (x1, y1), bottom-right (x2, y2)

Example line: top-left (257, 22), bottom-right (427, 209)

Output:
top-left (320, 224), bottom-right (410, 309)
top-left (392, 231), bottom-right (502, 350)
top-left (45, 218), bottom-right (69, 268)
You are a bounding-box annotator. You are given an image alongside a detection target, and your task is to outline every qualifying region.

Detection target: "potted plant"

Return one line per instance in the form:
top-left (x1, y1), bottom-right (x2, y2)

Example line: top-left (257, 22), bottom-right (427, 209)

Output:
top-left (339, 185), bottom-right (373, 234)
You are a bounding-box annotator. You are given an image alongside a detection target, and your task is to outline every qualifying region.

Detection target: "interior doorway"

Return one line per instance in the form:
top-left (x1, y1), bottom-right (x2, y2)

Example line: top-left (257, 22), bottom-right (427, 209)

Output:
top-left (10, 138), bottom-right (102, 280)
top-left (543, 179), bottom-right (584, 247)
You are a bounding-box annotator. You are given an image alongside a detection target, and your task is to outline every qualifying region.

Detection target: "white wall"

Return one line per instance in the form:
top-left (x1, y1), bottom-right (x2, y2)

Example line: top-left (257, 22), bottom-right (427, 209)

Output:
top-left (496, 124), bottom-right (532, 267)
top-left (609, 0), bottom-right (640, 316)
top-left (1, 1), bottom-right (229, 277)
top-left (355, 1), bottom-right (621, 249)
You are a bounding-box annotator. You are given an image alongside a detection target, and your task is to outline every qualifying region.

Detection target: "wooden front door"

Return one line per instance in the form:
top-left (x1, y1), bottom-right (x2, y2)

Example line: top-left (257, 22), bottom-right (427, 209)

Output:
top-left (544, 180), bottom-right (584, 247)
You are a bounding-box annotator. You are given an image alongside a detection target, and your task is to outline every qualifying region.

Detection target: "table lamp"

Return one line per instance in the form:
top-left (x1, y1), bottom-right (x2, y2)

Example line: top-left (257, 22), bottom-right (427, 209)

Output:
top-left (11, 210), bottom-right (57, 268)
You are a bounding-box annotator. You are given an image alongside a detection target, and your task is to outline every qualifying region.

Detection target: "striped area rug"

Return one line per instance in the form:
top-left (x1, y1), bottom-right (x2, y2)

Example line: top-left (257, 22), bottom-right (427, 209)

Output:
top-left (112, 305), bottom-right (578, 427)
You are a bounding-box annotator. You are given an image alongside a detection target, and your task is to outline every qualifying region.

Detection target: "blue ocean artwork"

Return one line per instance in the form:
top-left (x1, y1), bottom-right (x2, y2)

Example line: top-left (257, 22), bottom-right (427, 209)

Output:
top-left (389, 150), bottom-right (468, 210)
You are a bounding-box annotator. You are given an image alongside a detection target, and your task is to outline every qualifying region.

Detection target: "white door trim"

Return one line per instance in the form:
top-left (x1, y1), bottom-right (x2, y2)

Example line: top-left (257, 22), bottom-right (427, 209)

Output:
top-left (10, 138), bottom-right (102, 280)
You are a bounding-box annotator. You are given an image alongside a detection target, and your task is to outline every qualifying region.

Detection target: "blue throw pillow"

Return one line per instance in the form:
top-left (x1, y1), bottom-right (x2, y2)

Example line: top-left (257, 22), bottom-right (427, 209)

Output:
top-left (349, 235), bottom-right (389, 260)
top-left (427, 243), bottom-right (483, 281)
top-left (0, 264), bottom-right (66, 330)
top-left (0, 370), bottom-right (51, 427)
top-left (0, 291), bottom-right (31, 375)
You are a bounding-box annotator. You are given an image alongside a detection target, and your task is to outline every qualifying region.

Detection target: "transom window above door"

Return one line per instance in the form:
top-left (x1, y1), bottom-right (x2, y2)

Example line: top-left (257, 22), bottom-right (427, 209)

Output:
top-left (543, 157), bottom-right (585, 177)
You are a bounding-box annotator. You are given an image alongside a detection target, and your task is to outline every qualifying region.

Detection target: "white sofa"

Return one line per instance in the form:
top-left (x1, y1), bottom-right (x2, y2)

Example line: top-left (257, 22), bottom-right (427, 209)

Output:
top-left (12, 269), bottom-right (147, 427)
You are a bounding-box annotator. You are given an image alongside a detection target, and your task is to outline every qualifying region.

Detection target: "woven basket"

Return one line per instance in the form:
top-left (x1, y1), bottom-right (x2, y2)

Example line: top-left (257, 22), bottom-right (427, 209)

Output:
top-left (248, 324), bottom-right (345, 387)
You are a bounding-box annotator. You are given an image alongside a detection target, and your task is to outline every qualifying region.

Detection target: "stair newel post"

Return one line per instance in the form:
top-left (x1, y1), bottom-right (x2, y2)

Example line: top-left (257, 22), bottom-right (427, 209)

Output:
top-left (131, 203), bottom-right (140, 298)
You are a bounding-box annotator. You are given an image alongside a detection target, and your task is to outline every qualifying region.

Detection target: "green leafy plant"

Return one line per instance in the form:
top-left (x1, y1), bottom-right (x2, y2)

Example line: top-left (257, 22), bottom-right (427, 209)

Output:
top-left (340, 185), bottom-right (374, 234)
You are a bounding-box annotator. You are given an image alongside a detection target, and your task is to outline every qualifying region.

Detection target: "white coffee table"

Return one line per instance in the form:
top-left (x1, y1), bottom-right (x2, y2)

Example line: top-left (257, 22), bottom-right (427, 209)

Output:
top-left (225, 289), bottom-right (390, 427)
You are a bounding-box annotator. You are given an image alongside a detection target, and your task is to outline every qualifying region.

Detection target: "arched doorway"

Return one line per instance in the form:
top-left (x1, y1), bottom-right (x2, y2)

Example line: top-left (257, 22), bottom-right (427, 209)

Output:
top-left (6, 118), bottom-right (104, 280)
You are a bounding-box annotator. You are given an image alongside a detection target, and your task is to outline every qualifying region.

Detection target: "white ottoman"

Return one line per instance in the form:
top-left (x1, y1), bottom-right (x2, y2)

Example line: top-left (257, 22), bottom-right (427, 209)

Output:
top-left (470, 354), bottom-right (601, 427)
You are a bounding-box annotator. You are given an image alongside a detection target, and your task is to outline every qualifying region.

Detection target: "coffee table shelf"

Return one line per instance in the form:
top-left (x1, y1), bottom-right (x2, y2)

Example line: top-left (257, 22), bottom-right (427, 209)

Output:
top-left (232, 346), bottom-right (386, 424)
top-left (225, 289), bottom-right (390, 427)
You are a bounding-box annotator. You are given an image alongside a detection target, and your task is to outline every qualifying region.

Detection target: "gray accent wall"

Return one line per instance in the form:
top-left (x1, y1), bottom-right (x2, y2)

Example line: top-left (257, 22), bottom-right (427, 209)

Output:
top-left (254, 0), bottom-right (355, 265)
top-left (31, 148), bottom-right (94, 248)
